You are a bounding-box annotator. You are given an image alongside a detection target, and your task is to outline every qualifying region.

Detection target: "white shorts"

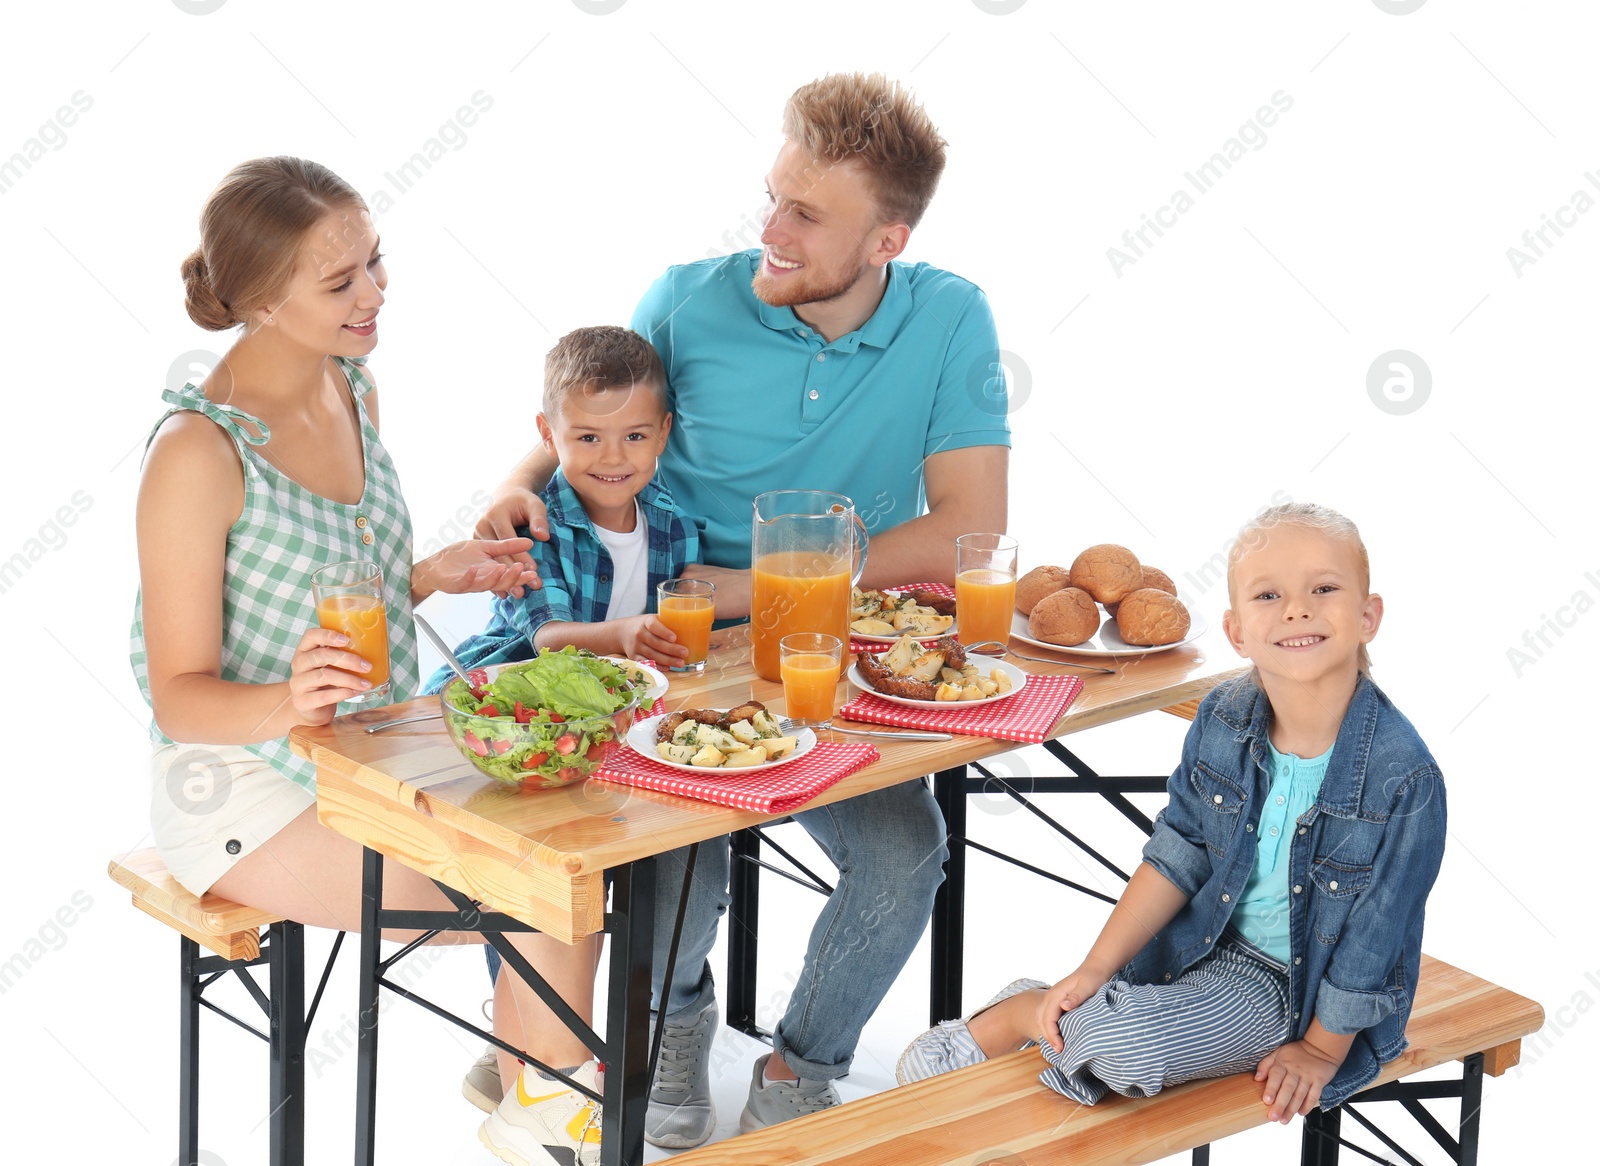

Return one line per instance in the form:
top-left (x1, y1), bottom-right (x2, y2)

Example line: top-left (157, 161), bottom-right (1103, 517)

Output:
top-left (150, 741), bottom-right (316, 897)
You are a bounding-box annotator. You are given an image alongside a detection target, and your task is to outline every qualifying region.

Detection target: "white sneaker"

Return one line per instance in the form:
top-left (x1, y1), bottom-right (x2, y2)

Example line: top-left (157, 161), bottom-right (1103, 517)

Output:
top-left (479, 1059), bottom-right (603, 1166)
top-left (463, 1045), bottom-right (502, 1113)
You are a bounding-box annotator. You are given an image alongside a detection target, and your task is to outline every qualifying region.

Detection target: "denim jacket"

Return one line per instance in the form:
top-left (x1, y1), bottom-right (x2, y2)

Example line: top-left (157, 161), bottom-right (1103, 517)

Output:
top-left (422, 471), bottom-right (701, 694)
top-left (1135, 673), bottom-right (1447, 1107)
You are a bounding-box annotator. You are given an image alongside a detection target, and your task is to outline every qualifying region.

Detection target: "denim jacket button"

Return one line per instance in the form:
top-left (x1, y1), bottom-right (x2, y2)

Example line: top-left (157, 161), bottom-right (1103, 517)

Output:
top-left (1163, 972), bottom-right (1172, 982)
top-left (1329, 880), bottom-right (1339, 891)
top-left (1204, 936), bottom-right (1213, 944)
top-left (1221, 894), bottom-right (1231, 903)
top-left (1294, 957), bottom-right (1302, 965)
top-left (1213, 794), bottom-right (1223, 804)
top-left (1292, 884), bottom-right (1303, 894)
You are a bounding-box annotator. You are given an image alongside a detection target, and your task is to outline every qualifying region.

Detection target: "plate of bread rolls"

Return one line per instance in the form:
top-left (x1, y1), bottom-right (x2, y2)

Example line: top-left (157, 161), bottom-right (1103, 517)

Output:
top-left (1010, 544), bottom-right (1207, 657)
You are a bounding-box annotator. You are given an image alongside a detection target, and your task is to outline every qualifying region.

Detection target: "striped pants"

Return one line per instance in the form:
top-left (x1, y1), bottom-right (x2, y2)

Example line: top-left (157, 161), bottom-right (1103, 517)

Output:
top-left (1038, 936), bottom-right (1293, 1105)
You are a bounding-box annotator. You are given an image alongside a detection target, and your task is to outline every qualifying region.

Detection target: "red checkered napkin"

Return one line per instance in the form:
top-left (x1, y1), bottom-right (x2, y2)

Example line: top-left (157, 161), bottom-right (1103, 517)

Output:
top-left (838, 673), bottom-right (1084, 744)
top-left (849, 582), bottom-right (957, 654)
top-left (595, 742), bottom-right (880, 814)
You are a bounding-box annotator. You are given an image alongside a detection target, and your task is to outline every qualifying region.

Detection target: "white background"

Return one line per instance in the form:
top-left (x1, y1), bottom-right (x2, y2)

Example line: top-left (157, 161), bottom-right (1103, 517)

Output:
top-left (1, 1), bottom-right (1593, 1162)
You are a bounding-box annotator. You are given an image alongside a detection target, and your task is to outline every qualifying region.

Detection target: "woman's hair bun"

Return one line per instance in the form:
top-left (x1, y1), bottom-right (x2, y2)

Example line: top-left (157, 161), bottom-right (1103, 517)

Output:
top-left (181, 247), bottom-right (236, 331)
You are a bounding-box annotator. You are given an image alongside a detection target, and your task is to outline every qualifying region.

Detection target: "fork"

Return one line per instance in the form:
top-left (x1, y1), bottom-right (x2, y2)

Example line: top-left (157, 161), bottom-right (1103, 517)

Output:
top-left (779, 716), bottom-right (952, 742)
top-left (961, 641), bottom-right (1117, 675)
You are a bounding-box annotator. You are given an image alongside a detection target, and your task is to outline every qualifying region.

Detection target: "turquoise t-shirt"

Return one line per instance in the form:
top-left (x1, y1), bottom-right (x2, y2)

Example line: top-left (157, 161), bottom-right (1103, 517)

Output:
top-left (1230, 738), bottom-right (1333, 963)
top-left (631, 250), bottom-right (1012, 569)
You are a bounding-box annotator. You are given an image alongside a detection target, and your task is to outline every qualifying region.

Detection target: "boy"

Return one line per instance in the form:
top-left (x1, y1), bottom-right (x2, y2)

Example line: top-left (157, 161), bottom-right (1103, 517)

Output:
top-left (898, 503), bottom-right (1447, 1124)
top-left (424, 324), bottom-right (701, 694)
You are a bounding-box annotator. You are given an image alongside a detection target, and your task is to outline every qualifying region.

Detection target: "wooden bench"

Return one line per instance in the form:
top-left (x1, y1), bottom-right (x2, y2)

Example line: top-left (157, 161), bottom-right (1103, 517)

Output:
top-left (109, 849), bottom-right (334, 1166)
top-left (677, 954), bottom-right (1542, 1166)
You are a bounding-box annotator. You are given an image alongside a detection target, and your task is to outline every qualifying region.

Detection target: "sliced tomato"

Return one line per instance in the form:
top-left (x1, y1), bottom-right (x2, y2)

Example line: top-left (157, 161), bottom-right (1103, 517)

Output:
top-left (467, 668), bottom-right (490, 687)
top-left (462, 730), bottom-right (490, 757)
top-left (492, 739), bottom-right (511, 755)
top-left (547, 713), bottom-right (565, 723)
top-left (554, 733), bottom-right (579, 755)
top-left (585, 742), bottom-right (607, 762)
top-left (521, 751), bottom-right (550, 769)
top-left (557, 766), bottom-right (584, 782)
top-left (477, 703), bottom-right (499, 718)
top-left (514, 701), bottom-right (535, 725)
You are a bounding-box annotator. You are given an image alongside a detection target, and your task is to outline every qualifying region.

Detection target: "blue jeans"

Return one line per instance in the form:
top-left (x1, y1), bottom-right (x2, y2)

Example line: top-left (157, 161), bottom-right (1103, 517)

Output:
top-left (653, 778), bottom-right (948, 1081)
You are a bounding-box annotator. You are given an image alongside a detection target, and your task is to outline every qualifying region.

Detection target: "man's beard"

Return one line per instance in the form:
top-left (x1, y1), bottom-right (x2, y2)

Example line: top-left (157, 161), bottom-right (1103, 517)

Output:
top-left (751, 250), bottom-right (870, 309)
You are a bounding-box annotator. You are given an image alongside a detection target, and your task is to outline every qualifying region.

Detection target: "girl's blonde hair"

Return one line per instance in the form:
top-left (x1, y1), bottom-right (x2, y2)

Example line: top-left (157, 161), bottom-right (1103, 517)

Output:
top-left (1228, 502), bottom-right (1373, 676)
top-left (181, 156), bottom-right (364, 331)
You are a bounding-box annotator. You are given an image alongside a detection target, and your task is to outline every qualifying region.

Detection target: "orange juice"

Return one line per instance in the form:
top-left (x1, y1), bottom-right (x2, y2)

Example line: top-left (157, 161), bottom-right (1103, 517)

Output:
top-left (316, 594), bottom-right (390, 686)
top-left (751, 551), bottom-right (851, 681)
top-left (658, 595), bottom-right (715, 664)
top-left (955, 568), bottom-right (1016, 646)
top-left (782, 652), bottom-right (839, 724)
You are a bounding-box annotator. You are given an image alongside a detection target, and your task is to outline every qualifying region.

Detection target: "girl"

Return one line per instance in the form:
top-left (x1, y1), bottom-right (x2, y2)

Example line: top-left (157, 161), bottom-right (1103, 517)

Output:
top-left (897, 503), bottom-right (1447, 1124)
top-left (132, 157), bottom-right (602, 1166)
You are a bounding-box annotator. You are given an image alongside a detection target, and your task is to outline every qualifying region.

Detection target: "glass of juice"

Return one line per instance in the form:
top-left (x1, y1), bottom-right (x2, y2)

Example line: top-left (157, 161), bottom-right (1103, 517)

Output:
top-left (656, 578), bottom-right (717, 672)
top-left (955, 533), bottom-right (1018, 651)
top-left (780, 633), bottom-right (843, 727)
top-left (310, 560), bottom-right (391, 705)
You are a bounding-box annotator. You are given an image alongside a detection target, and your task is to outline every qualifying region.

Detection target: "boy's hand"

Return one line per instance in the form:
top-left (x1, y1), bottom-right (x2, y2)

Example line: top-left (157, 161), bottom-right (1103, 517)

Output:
top-left (616, 615), bottom-right (688, 664)
top-left (475, 489), bottom-right (550, 598)
top-left (1036, 963), bottom-right (1114, 1053)
top-left (1255, 1040), bottom-right (1342, 1123)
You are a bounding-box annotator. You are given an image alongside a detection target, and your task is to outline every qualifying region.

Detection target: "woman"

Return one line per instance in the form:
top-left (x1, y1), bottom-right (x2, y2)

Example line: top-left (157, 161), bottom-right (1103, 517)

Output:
top-left (132, 156), bottom-right (602, 1166)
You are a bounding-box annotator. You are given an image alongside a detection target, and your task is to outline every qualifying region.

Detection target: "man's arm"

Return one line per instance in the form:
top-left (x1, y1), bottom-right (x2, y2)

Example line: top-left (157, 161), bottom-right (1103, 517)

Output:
top-left (857, 444), bottom-right (1008, 588)
top-left (475, 448), bottom-right (559, 543)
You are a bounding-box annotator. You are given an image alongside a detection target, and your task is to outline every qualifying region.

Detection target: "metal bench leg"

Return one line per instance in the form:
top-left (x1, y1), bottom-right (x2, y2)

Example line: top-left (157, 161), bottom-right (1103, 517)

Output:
top-left (1458, 1053), bottom-right (1484, 1166)
top-left (179, 935), bottom-right (201, 1166)
top-left (354, 847), bottom-right (384, 1166)
top-left (602, 858), bottom-right (657, 1166)
top-left (268, 921), bottom-right (306, 1166)
top-left (1301, 1105), bottom-right (1342, 1165)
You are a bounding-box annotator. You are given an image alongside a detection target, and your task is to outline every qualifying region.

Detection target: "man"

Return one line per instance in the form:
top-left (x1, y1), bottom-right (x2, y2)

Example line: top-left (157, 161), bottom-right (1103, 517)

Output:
top-left (478, 73), bottom-right (1009, 1146)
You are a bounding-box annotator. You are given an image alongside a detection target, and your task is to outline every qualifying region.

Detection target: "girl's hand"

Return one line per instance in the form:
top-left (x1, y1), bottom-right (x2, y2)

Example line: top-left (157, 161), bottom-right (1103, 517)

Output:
top-left (420, 538), bottom-right (541, 599)
top-left (288, 626), bottom-right (375, 724)
top-left (1255, 1040), bottom-right (1342, 1123)
top-left (1036, 963), bottom-right (1114, 1052)
top-left (615, 615), bottom-right (688, 663)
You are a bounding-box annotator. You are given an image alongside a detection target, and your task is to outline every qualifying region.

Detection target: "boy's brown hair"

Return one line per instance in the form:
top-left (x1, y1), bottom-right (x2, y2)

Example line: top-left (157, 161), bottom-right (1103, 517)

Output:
top-left (542, 325), bottom-right (667, 420)
top-left (782, 72), bottom-right (947, 229)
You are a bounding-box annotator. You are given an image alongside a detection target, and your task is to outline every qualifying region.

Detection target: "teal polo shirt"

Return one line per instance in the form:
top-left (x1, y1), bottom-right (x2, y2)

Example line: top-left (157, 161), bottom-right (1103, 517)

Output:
top-left (630, 249), bottom-right (1011, 569)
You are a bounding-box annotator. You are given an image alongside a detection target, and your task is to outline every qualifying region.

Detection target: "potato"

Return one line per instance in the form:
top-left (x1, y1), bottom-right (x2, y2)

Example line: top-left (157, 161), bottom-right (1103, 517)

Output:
top-left (935, 681), bottom-right (964, 702)
top-left (851, 618), bottom-right (897, 636)
top-left (752, 709), bottom-right (782, 737)
top-left (689, 744), bottom-right (726, 767)
top-left (723, 748), bottom-right (769, 768)
top-left (758, 735), bottom-right (799, 759)
top-left (726, 719), bottom-right (759, 746)
top-left (657, 742), bottom-right (698, 765)
top-left (693, 725), bottom-right (742, 752)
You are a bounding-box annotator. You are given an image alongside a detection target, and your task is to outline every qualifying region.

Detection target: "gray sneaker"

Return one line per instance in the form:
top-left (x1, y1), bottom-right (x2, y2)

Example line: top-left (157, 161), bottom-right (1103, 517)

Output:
top-left (463, 1044), bottom-right (502, 1113)
top-left (738, 1052), bottom-right (840, 1133)
top-left (644, 999), bottom-right (718, 1148)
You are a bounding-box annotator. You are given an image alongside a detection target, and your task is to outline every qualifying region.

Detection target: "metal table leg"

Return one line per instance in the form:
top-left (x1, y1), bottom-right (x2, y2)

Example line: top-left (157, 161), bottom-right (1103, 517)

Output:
top-left (930, 766), bottom-right (968, 1024)
top-left (601, 858), bottom-right (656, 1166)
top-left (268, 920), bottom-right (306, 1166)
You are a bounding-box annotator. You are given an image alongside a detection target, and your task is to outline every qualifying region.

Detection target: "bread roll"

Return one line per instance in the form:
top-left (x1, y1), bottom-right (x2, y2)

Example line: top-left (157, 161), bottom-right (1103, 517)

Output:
top-left (1015, 565), bottom-right (1071, 614)
top-left (1028, 587), bottom-right (1100, 646)
top-left (1139, 566), bottom-right (1177, 595)
top-left (1069, 544), bottom-right (1142, 604)
top-left (1115, 588), bottom-right (1191, 646)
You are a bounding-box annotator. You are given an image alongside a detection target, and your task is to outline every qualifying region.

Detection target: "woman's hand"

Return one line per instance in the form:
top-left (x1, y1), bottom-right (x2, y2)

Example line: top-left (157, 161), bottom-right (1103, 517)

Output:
top-left (288, 626), bottom-right (376, 724)
top-left (414, 537), bottom-right (541, 603)
top-left (1036, 963), bottom-right (1115, 1052)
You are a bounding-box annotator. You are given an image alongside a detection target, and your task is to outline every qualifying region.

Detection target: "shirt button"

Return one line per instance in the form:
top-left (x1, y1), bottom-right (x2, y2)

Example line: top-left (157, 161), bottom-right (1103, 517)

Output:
top-left (1292, 884), bottom-right (1303, 895)
top-left (1245, 823), bottom-right (1254, 832)
top-left (355, 516), bottom-right (368, 528)
top-left (1276, 795), bottom-right (1285, 805)
top-left (1213, 794), bottom-right (1223, 804)
top-left (1269, 826), bottom-right (1279, 837)
top-left (361, 532), bottom-right (374, 545)
top-left (599, 573), bottom-right (610, 583)
top-left (808, 389), bottom-right (819, 400)
top-left (1221, 894), bottom-right (1230, 903)
top-left (816, 352), bottom-right (826, 362)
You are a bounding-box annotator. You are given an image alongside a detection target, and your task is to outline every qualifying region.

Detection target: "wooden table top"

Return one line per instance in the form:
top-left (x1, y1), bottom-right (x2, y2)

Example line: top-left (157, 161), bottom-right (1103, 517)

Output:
top-left (291, 624), bottom-right (1243, 941)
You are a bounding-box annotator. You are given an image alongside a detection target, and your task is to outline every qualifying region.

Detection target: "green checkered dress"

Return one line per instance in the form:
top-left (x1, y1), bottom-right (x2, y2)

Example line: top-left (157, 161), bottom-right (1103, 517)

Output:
top-left (129, 357), bottom-right (420, 793)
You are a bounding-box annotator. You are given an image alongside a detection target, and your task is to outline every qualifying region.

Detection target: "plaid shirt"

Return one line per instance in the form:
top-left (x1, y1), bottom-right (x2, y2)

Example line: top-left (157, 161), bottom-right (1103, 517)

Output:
top-left (423, 469), bottom-right (701, 692)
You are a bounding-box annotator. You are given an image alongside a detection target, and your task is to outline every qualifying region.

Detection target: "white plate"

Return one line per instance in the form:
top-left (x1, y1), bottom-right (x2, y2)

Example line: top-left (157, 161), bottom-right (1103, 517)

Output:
top-left (1009, 607), bottom-right (1209, 657)
top-left (849, 589), bottom-right (959, 644)
top-left (601, 657), bottom-right (669, 704)
top-left (847, 656), bottom-right (1028, 709)
top-left (626, 711), bottom-right (817, 774)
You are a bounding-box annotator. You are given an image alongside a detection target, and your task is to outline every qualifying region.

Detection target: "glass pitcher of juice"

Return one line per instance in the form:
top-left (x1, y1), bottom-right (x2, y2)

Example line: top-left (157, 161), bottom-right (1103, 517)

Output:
top-left (750, 490), bottom-right (869, 682)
